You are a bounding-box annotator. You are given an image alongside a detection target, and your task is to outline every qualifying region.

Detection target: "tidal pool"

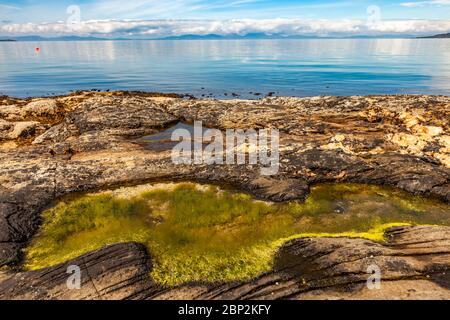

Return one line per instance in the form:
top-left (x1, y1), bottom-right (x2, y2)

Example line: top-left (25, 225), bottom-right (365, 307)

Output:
top-left (25, 182), bottom-right (450, 285)
top-left (137, 122), bottom-right (208, 152)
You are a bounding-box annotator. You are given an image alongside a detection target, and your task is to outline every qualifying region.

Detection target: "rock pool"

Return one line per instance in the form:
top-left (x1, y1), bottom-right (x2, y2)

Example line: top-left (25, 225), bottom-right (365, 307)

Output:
top-left (25, 182), bottom-right (450, 285)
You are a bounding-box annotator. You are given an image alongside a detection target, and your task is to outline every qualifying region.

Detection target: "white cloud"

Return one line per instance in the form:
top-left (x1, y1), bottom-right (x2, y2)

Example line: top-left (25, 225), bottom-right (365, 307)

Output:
top-left (401, 0), bottom-right (450, 7)
top-left (1, 18), bottom-right (450, 38)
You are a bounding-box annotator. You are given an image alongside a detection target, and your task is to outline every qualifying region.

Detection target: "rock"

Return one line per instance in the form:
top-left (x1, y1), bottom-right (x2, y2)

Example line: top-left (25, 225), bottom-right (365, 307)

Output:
top-left (422, 126), bottom-right (444, 137)
top-left (0, 119), bottom-right (12, 132)
top-left (0, 243), bottom-right (23, 267)
top-left (247, 177), bottom-right (309, 202)
top-left (8, 121), bottom-right (42, 139)
top-left (32, 123), bottom-right (72, 145)
top-left (23, 99), bottom-right (59, 117)
top-left (0, 141), bottom-right (17, 150)
top-left (0, 243), bottom-right (156, 300)
top-left (0, 99), bottom-right (60, 122)
top-left (399, 111), bottom-right (421, 129)
top-left (0, 92), bottom-right (449, 299)
top-left (332, 201), bottom-right (347, 213)
top-left (391, 133), bottom-right (428, 154)
top-left (332, 134), bottom-right (346, 143)
top-left (0, 120), bottom-right (46, 142)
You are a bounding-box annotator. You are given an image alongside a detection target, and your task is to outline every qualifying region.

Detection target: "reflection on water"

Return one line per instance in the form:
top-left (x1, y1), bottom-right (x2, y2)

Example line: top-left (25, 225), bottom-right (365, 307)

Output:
top-left (1, 39), bottom-right (449, 98)
top-left (137, 122), bottom-right (208, 152)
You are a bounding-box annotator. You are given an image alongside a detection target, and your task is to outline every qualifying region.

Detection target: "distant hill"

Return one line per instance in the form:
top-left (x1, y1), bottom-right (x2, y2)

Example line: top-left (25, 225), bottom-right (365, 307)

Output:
top-left (160, 33), bottom-right (336, 40)
top-left (419, 33), bottom-right (450, 39)
top-left (161, 34), bottom-right (226, 40)
top-left (154, 33), bottom-right (414, 40)
top-left (0, 33), bottom-right (422, 42)
top-left (9, 33), bottom-right (320, 41)
top-left (19, 35), bottom-right (111, 41)
top-left (1, 35), bottom-right (130, 41)
top-left (0, 39), bottom-right (16, 42)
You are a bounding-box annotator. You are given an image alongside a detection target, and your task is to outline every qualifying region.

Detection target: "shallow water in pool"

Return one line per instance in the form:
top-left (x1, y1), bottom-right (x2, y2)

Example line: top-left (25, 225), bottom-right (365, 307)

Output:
top-left (25, 182), bottom-right (450, 285)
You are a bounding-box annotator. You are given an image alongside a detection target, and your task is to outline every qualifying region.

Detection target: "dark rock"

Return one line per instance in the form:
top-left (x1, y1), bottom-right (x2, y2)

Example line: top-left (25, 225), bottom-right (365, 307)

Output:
top-left (0, 242), bottom-right (157, 300)
top-left (247, 177), bottom-right (309, 202)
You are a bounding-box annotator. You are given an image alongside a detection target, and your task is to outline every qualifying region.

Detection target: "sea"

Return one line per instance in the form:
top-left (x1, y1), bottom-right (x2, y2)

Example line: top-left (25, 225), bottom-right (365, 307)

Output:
top-left (0, 39), bottom-right (449, 98)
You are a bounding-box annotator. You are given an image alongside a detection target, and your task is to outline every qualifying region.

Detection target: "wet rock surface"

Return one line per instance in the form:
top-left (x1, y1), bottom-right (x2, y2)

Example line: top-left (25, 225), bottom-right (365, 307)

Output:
top-left (0, 91), bottom-right (449, 299)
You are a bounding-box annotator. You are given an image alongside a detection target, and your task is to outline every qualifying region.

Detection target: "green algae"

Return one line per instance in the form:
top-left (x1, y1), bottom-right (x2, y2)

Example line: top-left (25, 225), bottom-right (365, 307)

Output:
top-left (24, 182), bottom-right (450, 285)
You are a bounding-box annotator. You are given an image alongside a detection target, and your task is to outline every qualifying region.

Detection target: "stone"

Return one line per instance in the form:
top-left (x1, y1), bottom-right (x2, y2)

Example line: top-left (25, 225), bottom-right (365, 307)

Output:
top-left (9, 121), bottom-right (41, 139)
top-left (23, 99), bottom-right (59, 117)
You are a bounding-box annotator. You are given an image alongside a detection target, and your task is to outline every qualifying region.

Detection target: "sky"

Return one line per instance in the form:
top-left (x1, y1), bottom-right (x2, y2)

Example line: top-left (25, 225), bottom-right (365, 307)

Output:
top-left (1, 0), bottom-right (450, 38)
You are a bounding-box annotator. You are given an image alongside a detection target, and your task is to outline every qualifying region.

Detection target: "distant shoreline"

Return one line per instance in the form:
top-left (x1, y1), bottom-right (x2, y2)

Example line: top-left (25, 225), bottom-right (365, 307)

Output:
top-left (1, 34), bottom-right (449, 42)
top-left (418, 33), bottom-right (450, 39)
top-left (1, 90), bottom-right (449, 102)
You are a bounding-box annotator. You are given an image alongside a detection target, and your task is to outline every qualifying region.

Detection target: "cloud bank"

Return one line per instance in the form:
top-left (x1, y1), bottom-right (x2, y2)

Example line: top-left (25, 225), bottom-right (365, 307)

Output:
top-left (1, 18), bottom-right (450, 38)
top-left (401, 0), bottom-right (450, 7)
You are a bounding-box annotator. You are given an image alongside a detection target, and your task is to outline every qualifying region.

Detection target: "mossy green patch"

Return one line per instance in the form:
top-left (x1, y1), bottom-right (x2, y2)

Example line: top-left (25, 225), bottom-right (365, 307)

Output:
top-left (24, 183), bottom-right (450, 285)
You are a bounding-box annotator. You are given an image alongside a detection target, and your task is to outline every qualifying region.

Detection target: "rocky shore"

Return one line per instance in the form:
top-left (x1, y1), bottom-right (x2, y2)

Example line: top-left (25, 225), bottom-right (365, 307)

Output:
top-left (0, 92), bottom-right (449, 300)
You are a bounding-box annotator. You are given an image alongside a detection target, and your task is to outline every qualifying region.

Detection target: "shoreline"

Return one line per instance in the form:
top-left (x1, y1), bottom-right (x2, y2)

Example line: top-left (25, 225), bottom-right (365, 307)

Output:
top-left (2, 90), bottom-right (450, 101)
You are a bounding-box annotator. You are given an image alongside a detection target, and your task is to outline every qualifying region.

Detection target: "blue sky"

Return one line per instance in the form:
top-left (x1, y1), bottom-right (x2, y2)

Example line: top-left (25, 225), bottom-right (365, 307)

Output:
top-left (1, 0), bottom-right (450, 37)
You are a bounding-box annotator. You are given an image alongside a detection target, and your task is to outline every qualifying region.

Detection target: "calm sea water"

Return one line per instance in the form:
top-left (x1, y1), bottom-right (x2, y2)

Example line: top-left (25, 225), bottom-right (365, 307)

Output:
top-left (0, 39), bottom-right (449, 98)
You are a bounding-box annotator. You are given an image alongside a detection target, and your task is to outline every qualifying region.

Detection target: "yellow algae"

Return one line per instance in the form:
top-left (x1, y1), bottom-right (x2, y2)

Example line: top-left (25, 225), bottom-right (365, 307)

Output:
top-left (24, 182), bottom-right (450, 285)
